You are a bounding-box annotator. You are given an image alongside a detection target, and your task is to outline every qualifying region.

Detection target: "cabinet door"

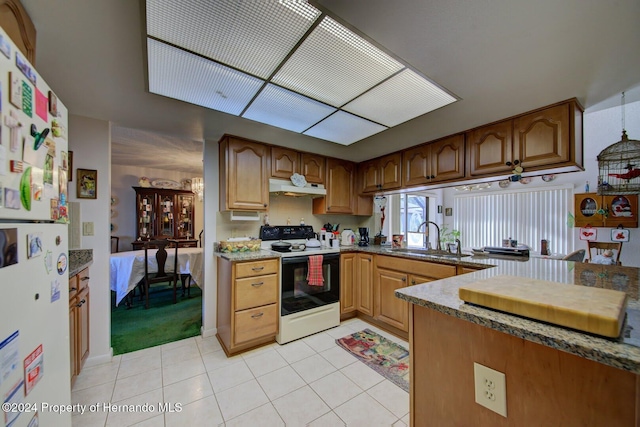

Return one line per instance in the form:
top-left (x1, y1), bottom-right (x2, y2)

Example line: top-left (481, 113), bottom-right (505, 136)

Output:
top-left (403, 144), bottom-right (431, 187)
top-left (271, 146), bottom-right (299, 179)
top-left (374, 267), bottom-right (409, 332)
top-left (224, 138), bottom-right (269, 211)
top-left (514, 103), bottom-right (570, 169)
top-left (177, 194), bottom-right (195, 239)
top-left (356, 254), bottom-right (374, 316)
top-left (360, 160), bottom-right (380, 193)
top-left (136, 189), bottom-right (156, 240)
top-left (157, 193), bottom-right (175, 239)
top-left (380, 153), bottom-right (402, 190)
top-left (574, 193), bottom-right (601, 227)
top-left (467, 120), bottom-right (513, 176)
top-left (301, 153), bottom-right (325, 184)
top-left (431, 134), bottom-right (465, 182)
top-left (604, 195), bottom-right (638, 228)
top-left (340, 253), bottom-right (357, 314)
top-left (69, 299), bottom-right (77, 384)
top-left (77, 286), bottom-right (90, 371)
top-left (323, 158), bottom-right (354, 214)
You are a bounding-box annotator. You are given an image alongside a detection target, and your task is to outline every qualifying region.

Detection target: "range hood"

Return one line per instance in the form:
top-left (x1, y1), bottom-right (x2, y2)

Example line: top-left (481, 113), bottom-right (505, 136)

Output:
top-left (269, 179), bottom-right (326, 197)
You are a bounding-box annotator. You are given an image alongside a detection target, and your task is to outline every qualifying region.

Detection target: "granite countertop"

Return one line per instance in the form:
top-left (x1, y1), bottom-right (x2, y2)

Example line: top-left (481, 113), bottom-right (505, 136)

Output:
top-left (69, 249), bottom-right (93, 277)
top-left (390, 252), bottom-right (640, 374)
top-left (215, 250), bottom-right (280, 261)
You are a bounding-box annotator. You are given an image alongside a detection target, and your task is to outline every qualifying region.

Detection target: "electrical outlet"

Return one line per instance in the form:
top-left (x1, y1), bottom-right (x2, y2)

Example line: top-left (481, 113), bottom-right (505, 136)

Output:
top-left (473, 362), bottom-right (507, 417)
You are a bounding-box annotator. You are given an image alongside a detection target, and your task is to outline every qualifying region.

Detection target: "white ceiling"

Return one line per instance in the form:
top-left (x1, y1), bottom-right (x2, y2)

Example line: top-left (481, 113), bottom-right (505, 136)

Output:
top-left (20, 0), bottom-right (640, 174)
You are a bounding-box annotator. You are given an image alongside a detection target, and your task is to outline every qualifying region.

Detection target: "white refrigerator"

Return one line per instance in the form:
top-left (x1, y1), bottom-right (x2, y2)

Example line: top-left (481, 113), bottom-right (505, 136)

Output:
top-left (0, 25), bottom-right (72, 427)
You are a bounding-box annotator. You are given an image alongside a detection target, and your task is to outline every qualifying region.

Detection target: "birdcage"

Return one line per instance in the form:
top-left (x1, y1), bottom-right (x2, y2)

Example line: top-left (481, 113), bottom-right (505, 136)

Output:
top-left (597, 130), bottom-right (640, 195)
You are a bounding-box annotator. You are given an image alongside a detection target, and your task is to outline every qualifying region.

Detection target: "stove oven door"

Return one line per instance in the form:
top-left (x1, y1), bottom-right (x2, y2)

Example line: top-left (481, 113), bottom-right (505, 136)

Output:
top-left (280, 253), bottom-right (340, 316)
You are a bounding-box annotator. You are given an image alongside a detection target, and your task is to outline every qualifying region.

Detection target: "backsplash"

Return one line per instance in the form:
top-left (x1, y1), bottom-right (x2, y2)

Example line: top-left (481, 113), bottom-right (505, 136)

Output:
top-left (216, 195), bottom-right (373, 240)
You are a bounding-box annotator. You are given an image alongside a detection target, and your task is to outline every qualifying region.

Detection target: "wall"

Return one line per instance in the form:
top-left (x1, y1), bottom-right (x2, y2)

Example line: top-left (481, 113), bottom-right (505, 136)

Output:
top-left (68, 114), bottom-right (112, 365)
top-left (439, 99), bottom-right (640, 267)
top-left (110, 165), bottom-right (204, 251)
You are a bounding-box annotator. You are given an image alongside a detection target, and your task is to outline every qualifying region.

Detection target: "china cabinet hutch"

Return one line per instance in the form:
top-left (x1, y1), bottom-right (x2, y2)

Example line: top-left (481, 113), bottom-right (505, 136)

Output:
top-left (132, 187), bottom-right (197, 249)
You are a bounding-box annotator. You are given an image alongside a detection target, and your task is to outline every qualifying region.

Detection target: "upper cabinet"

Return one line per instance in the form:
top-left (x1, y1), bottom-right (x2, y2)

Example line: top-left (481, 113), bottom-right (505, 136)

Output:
top-left (574, 193), bottom-right (638, 228)
top-left (270, 147), bottom-right (325, 184)
top-left (220, 136), bottom-right (269, 211)
top-left (468, 100), bottom-right (583, 177)
top-left (360, 153), bottom-right (402, 193)
top-left (403, 134), bottom-right (465, 187)
top-left (313, 158), bottom-right (355, 214)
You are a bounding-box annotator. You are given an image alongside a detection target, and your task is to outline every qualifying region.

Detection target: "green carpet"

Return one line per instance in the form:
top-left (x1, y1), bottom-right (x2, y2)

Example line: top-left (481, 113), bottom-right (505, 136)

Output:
top-left (111, 282), bottom-right (202, 355)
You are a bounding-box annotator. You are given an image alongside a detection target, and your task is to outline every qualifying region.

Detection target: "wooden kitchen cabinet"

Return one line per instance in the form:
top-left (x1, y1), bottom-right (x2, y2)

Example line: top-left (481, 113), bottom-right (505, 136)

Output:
top-left (574, 193), bottom-right (638, 228)
top-left (403, 134), bottom-right (465, 187)
top-left (375, 267), bottom-right (409, 331)
top-left (360, 153), bottom-right (402, 193)
top-left (132, 187), bottom-right (195, 247)
top-left (340, 253), bottom-right (357, 316)
top-left (216, 257), bottom-right (279, 355)
top-left (356, 253), bottom-right (374, 316)
top-left (69, 268), bottom-right (90, 387)
top-left (468, 100), bottom-right (582, 177)
top-left (271, 147), bottom-right (325, 184)
top-left (313, 158), bottom-right (356, 214)
top-left (219, 136), bottom-right (269, 211)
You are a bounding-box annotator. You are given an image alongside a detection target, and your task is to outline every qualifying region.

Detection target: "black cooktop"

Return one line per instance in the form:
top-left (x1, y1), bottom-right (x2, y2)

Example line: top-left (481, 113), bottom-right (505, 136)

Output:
top-left (259, 225), bottom-right (314, 241)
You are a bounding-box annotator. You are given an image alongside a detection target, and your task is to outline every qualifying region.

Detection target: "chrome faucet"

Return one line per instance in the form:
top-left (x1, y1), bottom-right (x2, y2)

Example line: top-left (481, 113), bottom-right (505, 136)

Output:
top-left (416, 221), bottom-right (442, 251)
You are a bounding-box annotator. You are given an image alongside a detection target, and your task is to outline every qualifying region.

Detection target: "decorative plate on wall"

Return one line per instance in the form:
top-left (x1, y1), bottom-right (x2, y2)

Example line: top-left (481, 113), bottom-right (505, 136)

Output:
top-left (152, 179), bottom-right (182, 189)
top-left (290, 173), bottom-right (307, 187)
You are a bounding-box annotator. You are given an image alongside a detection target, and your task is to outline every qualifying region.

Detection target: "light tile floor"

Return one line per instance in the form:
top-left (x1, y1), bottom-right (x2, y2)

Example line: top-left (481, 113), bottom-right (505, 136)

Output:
top-left (71, 319), bottom-right (410, 426)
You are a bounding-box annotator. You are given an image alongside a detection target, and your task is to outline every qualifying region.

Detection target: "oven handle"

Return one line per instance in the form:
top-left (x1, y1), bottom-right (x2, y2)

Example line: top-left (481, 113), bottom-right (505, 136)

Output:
top-left (280, 253), bottom-right (340, 264)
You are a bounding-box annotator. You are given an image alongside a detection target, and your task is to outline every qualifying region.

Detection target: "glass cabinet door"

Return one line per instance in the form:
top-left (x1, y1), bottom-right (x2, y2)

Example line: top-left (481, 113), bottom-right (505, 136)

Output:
top-left (177, 194), bottom-right (194, 239)
top-left (137, 191), bottom-right (155, 239)
top-left (158, 195), bottom-right (174, 238)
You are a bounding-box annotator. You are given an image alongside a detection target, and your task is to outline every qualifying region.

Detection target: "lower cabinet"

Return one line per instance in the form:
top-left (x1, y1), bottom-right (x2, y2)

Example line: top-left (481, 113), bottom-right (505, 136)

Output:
top-left (356, 254), bottom-right (374, 316)
top-left (374, 255), bottom-right (457, 332)
top-left (340, 253), bottom-right (357, 315)
top-left (216, 257), bottom-right (279, 355)
top-left (69, 268), bottom-right (90, 387)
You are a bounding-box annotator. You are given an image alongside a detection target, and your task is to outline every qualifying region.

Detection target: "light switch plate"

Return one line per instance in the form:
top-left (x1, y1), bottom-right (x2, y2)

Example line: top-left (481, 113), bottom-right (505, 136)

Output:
top-left (82, 222), bottom-right (94, 236)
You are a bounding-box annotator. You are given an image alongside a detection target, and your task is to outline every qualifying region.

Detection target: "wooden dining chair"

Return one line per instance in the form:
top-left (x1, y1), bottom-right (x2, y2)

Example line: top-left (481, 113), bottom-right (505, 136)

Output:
top-left (562, 249), bottom-right (585, 262)
top-left (110, 236), bottom-right (120, 253)
top-left (586, 241), bottom-right (623, 265)
top-left (142, 239), bottom-right (179, 309)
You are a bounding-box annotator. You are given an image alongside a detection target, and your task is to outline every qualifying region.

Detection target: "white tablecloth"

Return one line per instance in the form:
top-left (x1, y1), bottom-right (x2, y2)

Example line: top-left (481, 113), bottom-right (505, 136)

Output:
top-left (109, 248), bottom-right (203, 306)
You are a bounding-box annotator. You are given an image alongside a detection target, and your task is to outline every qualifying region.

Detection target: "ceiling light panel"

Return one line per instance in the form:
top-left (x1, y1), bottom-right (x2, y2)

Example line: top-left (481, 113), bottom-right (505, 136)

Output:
top-left (146, 0), bottom-right (321, 79)
top-left (304, 111), bottom-right (387, 145)
top-left (343, 69), bottom-right (457, 127)
top-left (243, 84), bottom-right (336, 133)
top-left (147, 39), bottom-right (264, 115)
top-left (272, 16), bottom-right (404, 107)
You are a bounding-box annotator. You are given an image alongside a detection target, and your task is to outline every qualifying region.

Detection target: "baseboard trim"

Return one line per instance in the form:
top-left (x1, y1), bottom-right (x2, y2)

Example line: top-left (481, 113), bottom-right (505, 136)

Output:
top-left (84, 348), bottom-right (114, 368)
top-left (201, 326), bottom-right (217, 338)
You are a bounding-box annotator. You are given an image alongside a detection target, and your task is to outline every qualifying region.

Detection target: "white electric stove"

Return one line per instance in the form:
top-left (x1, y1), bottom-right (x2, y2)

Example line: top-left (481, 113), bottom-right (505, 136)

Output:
top-left (259, 226), bottom-right (340, 343)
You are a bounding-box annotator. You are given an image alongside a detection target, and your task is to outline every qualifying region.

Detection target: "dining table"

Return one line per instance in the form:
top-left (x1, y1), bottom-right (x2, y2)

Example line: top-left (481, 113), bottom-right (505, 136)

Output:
top-left (109, 247), bottom-right (203, 306)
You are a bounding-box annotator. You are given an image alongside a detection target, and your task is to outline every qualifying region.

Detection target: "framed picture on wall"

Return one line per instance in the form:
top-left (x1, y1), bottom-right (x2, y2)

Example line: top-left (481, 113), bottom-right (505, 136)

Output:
top-left (611, 228), bottom-right (630, 242)
top-left (76, 168), bottom-right (97, 199)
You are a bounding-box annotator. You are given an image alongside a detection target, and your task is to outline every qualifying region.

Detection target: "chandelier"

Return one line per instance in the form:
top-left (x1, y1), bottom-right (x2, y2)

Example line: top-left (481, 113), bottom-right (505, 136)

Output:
top-left (192, 177), bottom-right (204, 201)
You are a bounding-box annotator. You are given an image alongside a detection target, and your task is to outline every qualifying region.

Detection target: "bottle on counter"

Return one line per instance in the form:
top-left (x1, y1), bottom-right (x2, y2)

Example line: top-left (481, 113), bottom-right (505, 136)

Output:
top-left (300, 218), bottom-right (305, 225)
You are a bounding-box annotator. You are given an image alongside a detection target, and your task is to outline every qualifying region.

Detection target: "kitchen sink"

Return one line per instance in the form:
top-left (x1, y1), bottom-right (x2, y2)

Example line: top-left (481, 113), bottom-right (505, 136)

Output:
top-left (386, 248), bottom-right (471, 258)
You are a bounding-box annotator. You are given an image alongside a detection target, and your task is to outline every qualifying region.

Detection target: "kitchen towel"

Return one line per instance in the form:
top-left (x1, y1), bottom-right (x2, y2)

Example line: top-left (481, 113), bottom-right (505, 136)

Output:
top-left (307, 255), bottom-right (324, 287)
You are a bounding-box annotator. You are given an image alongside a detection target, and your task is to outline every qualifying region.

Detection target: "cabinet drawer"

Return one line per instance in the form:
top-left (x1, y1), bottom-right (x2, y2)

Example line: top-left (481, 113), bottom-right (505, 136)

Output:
top-left (234, 303), bottom-right (278, 344)
top-left (235, 274), bottom-right (278, 311)
top-left (235, 259), bottom-right (279, 278)
top-left (376, 255), bottom-right (456, 279)
top-left (78, 268), bottom-right (90, 291)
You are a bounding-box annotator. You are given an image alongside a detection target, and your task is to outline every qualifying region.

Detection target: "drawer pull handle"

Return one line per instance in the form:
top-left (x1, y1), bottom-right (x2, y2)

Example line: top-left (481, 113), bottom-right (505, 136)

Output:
top-left (251, 266), bottom-right (265, 271)
top-left (251, 282), bottom-right (264, 287)
top-left (70, 287), bottom-right (77, 292)
top-left (81, 277), bottom-right (90, 280)
top-left (251, 312), bottom-right (264, 319)
top-left (402, 277), bottom-right (406, 282)
top-left (411, 280), bottom-right (416, 285)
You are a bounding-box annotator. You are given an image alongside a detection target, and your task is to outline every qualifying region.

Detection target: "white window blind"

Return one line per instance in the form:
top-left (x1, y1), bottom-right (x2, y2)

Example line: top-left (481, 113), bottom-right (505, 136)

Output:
top-left (453, 184), bottom-right (573, 255)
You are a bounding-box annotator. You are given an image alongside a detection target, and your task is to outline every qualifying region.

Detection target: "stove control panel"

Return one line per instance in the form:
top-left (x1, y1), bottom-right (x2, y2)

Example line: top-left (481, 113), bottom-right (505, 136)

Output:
top-left (260, 226), bottom-right (314, 241)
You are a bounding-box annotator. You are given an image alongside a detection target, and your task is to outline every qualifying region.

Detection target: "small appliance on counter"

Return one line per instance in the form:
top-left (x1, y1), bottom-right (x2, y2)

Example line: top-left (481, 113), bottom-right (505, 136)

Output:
top-left (358, 227), bottom-right (370, 246)
top-left (341, 229), bottom-right (356, 246)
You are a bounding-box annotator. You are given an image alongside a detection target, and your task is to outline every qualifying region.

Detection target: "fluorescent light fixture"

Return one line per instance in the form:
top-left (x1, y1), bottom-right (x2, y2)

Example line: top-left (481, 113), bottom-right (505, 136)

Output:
top-left (145, 0), bottom-right (458, 145)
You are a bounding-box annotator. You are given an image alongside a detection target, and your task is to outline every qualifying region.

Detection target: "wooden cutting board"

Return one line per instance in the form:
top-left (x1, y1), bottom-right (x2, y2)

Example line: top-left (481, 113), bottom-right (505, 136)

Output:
top-left (459, 275), bottom-right (628, 338)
